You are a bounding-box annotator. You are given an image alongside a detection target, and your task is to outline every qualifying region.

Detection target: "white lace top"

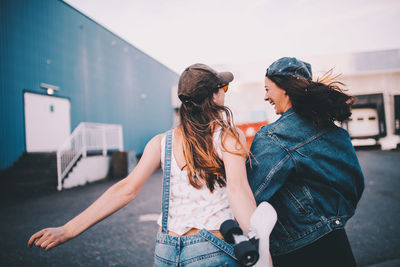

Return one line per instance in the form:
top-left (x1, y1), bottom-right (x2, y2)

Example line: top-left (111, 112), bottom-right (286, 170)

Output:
top-left (157, 128), bottom-right (234, 235)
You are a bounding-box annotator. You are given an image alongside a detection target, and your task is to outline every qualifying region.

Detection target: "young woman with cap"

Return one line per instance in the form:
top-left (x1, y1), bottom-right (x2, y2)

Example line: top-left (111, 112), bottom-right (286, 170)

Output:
top-left (28, 63), bottom-right (257, 266)
top-left (247, 57), bottom-right (365, 267)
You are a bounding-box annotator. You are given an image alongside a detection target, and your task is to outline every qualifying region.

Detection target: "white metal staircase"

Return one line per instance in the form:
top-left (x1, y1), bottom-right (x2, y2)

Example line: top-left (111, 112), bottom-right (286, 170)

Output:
top-left (56, 122), bottom-right (123, 190)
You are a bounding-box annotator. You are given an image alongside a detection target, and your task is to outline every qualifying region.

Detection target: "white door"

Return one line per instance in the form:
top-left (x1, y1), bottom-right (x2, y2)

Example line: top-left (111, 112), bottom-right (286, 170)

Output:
top-left (24, 92), bottom-right (71, 152)
top-left (347, 108), bottom-right (380, 138)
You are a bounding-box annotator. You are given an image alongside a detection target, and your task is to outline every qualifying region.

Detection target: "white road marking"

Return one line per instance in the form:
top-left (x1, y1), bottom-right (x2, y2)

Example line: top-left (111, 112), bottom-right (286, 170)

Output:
top-left (139, 213), bottom-right (160, 222)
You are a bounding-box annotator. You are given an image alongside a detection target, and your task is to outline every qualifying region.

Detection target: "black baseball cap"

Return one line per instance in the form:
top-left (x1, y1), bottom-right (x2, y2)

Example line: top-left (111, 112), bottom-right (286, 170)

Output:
top-left (178, 63), bottom-right (234, 104)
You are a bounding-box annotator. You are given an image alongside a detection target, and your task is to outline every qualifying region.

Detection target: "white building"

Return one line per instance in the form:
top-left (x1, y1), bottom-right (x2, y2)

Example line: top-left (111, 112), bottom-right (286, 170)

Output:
top-left (217, 49), bottom-right (400, 150)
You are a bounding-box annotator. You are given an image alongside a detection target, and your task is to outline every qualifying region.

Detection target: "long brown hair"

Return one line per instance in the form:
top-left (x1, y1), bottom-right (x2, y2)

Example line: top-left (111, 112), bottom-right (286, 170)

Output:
top-left (268, 70), bottom-right (354, 128)
top-left (178, 91), bottom-right (246, 192)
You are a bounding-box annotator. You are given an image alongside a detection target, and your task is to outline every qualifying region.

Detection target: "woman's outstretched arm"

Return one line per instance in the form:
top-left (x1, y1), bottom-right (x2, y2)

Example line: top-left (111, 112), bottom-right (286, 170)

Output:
top-left (222, 129), bottom-right (257, 235)
top-left (28, 134), bottom-right (163, 251)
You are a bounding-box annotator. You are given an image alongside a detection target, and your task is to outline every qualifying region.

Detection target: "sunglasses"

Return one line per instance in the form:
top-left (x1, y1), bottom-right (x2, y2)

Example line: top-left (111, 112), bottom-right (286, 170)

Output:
top-left (217, 83), bottom-right (229, 92)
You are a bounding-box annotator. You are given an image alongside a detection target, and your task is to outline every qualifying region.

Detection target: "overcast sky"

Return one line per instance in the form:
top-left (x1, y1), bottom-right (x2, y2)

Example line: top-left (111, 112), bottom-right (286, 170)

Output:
top-left (64, 0), bottom-right (400, 74)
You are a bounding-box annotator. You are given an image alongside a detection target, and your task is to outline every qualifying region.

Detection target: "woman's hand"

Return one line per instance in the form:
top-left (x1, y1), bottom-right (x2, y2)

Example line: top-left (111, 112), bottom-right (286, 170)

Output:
top-left (222, 129), bottom-right (257, 234)
top-left (28, 226), bottom-right (71, 251)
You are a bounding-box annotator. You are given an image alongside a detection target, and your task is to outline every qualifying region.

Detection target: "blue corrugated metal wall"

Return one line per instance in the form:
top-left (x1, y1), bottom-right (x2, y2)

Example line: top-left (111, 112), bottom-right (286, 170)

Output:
top-left (0, 0), bottom-right (179, 170)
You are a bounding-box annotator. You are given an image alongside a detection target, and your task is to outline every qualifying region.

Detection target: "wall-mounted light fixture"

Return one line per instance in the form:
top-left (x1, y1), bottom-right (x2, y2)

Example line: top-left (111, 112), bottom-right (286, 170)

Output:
top-left (40, 83), bottom-right (59, 95)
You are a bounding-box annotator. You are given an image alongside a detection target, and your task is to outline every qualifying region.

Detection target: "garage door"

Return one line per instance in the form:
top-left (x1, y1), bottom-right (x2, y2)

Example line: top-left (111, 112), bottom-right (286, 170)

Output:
top-left (347, 108), bottom-right (379, 138)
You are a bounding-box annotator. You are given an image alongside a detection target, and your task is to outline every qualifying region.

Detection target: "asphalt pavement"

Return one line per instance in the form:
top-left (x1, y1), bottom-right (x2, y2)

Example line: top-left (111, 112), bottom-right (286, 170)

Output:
top-left (0, 150), bottom-right (399, 267)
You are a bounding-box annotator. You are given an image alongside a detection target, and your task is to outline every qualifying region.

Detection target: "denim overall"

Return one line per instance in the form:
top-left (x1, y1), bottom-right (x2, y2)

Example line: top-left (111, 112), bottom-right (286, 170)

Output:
top-left (154, 130), bottom-right (240, 266)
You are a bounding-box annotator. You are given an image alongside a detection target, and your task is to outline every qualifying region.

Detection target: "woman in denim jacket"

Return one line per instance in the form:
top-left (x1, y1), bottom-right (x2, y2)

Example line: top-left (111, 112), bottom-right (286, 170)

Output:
top-left (28, 64), bottom-right (258, 266)
top-left (247, 57), bottom-right (365, 267)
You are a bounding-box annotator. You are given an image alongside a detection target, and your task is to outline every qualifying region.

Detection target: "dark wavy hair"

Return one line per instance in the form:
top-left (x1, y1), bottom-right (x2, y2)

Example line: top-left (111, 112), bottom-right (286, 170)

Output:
top-left (178, 89), bottom-right (246, 192)
top-left (267, 71), bottom-right (354, 128)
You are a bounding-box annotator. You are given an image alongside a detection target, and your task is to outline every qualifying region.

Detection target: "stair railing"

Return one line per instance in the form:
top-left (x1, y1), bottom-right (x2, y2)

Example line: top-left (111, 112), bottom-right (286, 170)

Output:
top-left (56, 122), bottom-right (123, 191)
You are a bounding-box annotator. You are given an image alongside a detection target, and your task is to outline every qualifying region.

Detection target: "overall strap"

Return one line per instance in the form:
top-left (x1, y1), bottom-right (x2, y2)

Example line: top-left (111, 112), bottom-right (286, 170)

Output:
top-left (161, 129), bottom-right (173, 233)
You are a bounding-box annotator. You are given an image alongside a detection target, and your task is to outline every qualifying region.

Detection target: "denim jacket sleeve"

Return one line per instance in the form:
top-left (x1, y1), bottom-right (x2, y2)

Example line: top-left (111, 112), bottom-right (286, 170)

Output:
top-left (247, 129), bottom-right (296, 203)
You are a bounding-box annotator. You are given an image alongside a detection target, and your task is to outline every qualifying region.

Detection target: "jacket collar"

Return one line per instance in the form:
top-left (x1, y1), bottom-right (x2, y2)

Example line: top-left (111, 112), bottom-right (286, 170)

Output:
top-left (282, 107), bottom-right (294, 117)
top-left (276, 107), bottom-right (295, 123)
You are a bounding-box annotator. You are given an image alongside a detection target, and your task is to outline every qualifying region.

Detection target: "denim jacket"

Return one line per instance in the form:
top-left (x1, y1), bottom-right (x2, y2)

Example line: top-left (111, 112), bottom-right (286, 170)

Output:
top-left (247, 109), bottom-right (364, 256)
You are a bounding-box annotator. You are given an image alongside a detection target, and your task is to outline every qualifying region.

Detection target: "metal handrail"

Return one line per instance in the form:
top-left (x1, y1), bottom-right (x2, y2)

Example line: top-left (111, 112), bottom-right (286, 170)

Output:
top-left (56, 122), bottom-right (123, 191)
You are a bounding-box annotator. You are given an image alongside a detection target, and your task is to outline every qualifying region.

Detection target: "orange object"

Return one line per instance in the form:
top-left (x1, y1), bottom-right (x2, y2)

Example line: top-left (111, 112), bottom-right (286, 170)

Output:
top-left (237, 121), bottom-right (269, 148)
